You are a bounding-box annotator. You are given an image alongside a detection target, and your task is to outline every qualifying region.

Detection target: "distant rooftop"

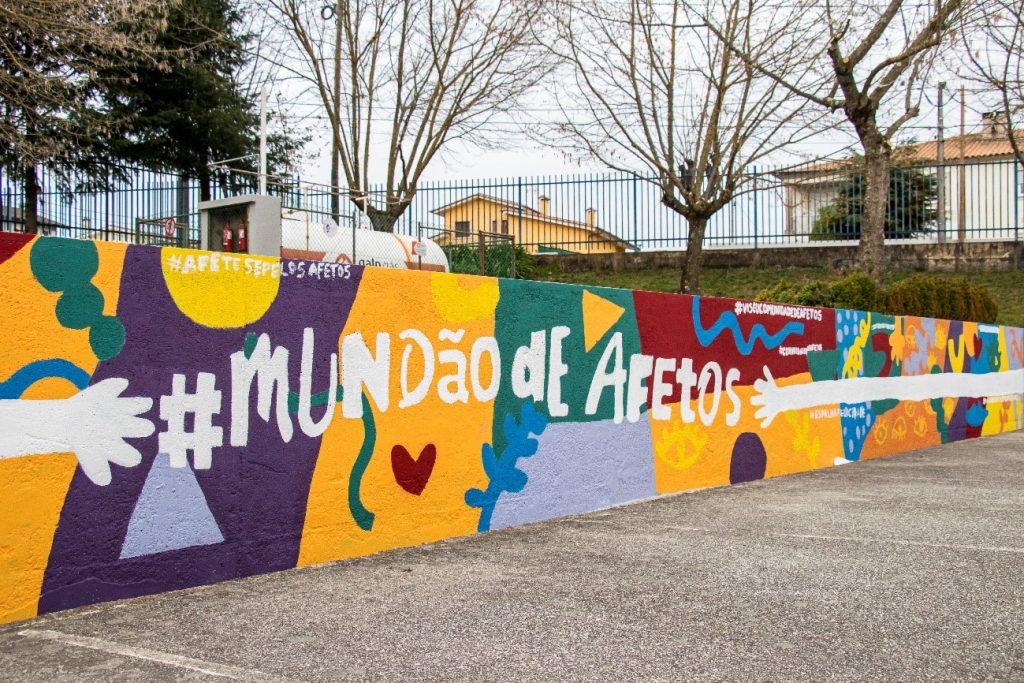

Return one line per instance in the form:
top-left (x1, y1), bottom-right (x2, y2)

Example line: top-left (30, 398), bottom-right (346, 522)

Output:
top-left (776, 127), bottom-right (1023, 178)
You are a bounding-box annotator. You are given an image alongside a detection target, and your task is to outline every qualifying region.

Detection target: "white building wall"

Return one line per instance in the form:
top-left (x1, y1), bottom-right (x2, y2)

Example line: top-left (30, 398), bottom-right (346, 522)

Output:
top-left (938, 161), bottom-right (1023, 240)
top-left (782, 160), bottom-right (1024, 242)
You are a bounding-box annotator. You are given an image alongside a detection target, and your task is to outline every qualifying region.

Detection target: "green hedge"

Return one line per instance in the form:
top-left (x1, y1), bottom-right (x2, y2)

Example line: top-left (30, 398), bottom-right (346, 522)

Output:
top-left (755, 272), bottom-right (998, 323)
top-left (442, 244), bottom-right (535, 279)
top-left (883, 274), bottom-right (998, 323)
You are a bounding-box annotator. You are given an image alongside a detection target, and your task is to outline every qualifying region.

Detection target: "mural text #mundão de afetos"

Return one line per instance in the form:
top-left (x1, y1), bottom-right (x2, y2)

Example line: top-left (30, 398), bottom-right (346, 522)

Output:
top-left (1, 232), bottom-right (1021, 623)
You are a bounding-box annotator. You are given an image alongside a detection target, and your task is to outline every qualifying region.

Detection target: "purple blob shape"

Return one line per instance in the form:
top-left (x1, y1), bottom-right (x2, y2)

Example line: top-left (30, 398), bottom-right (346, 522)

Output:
top-left (729, 432), bottom-right (767, 484)
top-left (40, 248), bottom-right (362, 614)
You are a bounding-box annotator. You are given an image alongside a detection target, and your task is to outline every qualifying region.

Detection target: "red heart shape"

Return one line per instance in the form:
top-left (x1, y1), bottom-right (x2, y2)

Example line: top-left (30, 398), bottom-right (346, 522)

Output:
top-left (391, 444), bottom-right (436, 495)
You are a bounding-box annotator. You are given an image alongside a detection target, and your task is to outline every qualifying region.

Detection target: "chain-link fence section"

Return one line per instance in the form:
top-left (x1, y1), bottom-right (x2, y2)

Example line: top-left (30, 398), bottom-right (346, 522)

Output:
top-left (423, 226), bottom-right (517, 277)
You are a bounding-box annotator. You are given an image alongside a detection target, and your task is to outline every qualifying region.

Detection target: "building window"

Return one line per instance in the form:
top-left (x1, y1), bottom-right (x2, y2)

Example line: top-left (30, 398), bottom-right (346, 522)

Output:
top-left (490, 219), bottom-right (510, 235)
top-left (455, 220), bottom-right (470, 236)
top-left (501, 219), bottom-right (509, 234)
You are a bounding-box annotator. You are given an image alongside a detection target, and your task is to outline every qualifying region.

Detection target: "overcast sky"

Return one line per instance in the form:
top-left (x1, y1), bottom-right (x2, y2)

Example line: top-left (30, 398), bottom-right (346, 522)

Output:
top-left (262, 10), bottom-right (998, 189)
top-left (288, 105), bottom-right (989, 187)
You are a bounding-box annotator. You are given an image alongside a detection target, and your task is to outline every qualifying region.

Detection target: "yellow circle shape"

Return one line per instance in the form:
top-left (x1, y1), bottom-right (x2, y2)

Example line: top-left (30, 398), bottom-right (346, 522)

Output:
top-left (161, 248), bottom-right (280, 328)
top-left (429, 272), bottom-right (499, 323)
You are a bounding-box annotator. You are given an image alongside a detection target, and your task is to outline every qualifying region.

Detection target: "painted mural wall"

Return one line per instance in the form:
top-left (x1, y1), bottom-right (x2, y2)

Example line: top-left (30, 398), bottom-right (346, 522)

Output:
top-left (0, 232), bottom-right (1022, 625)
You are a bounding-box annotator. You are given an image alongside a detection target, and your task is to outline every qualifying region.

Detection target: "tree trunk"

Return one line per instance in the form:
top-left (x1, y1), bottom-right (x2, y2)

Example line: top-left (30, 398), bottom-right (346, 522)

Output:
top-left (859, 142), bottom-right (892, 278)
top-left (331, 0), bottom-right (342, 225)
top-left (330, 151), bottom-right (340, 224)
top-left (198, 166), bottom-right (212, 202)
top-left (23, 164), bottom-right (39, 234)
top-left (679, 215), bottom-right (707, 294)
top-left (358, 200), bottom-right (409, 233)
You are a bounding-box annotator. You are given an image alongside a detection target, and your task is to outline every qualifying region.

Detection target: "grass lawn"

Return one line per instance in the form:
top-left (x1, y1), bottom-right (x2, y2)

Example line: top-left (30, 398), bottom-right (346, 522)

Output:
top-left (536, 266), bottom-right (1024, 328)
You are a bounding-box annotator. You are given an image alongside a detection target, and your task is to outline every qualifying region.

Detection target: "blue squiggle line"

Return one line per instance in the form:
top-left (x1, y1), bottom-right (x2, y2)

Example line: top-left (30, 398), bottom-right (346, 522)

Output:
top-left (692, 297), bottom-right (804, 355)
top-left (0, 359), bottom-right (90, 399)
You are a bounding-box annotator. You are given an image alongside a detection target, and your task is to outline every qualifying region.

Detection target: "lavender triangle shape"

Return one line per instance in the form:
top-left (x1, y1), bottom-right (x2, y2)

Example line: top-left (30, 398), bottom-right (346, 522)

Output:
top-left (119, 453), bottom-right (224, 559)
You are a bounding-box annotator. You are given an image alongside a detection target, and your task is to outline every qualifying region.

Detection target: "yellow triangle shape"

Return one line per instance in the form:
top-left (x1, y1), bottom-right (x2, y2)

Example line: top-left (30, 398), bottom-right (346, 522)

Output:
top-left (582, 289), bottom-right (626, 352)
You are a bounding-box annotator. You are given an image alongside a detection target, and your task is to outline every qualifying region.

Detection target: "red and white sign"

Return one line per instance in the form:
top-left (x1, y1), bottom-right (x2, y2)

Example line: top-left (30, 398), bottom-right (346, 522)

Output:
top-left (163, 217), bottom-right (177, 238)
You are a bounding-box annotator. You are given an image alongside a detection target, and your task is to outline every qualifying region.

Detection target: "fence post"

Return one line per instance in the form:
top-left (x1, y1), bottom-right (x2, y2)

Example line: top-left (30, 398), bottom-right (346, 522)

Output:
top-left (176, 174), bottom-right (189, 247)
top-left (478, 231), bottom-right (486, 275)
top-left (104, 162), bottom-right (112, 241)
top-left (752, 166), bottom-right (759, 249)
top-left (1015, 156), bottom-right (1020, 243)
top-left (632, 174), bottom-right (639, 251)
top-left (511, 235), bottom-right (517, 279)
top-left (517, 177), bottom-right (523, 246)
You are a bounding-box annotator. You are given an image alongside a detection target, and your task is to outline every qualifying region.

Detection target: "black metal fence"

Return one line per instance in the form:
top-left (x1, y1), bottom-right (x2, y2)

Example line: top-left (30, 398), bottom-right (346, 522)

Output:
top-left (0, 163), bottom-right (320, 249)
top-left (379, 160), bottom-right (1023, 251)
top-left (2, 158), bottom-right (1021, 254)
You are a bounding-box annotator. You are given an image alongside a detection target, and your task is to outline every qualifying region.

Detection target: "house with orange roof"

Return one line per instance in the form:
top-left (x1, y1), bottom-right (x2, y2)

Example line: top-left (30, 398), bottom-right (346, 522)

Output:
top-left (428, 193), bottom-right (636, 254)
top-left (775, 112), bottom-right (1023, 240)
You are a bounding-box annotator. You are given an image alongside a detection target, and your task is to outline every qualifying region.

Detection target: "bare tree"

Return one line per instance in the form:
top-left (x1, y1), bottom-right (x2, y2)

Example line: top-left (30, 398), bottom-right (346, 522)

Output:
top-left (0, 0), bottom-right (169, 232)
top-left (258, 0), bottom-right (548, 231)
top-left (548, 0), bottom-right (829, 293)
top-left (702, 0), bottom-right (967, 276)
top-left (962, 0), bottom-right (1024, 161)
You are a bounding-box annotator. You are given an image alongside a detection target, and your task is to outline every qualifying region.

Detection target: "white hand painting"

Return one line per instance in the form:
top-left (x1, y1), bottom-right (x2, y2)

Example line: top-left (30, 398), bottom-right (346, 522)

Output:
top-left (749, 366), bottom-right (785, 427)
top-left (0, 377), bottom-right (155, 486)
top-left (749, 364), bottom-right (1024, 429)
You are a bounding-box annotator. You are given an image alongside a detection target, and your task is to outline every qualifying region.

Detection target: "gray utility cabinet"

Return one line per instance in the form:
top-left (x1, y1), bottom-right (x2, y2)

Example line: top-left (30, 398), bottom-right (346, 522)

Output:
top-left (199, 195), bottom-right (282, 257)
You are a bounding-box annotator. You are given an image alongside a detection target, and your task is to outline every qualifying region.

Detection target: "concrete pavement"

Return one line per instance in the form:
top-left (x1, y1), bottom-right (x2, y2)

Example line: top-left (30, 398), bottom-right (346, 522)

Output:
top-left (1, 431), bottom-right (1022, 682)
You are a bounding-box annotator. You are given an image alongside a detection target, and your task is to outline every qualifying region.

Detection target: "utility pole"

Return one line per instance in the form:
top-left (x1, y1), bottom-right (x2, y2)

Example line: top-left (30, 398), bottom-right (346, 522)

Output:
top-left (958, 84), bottom-right (966, 243)
top-left (258, 87), bottom-right (268, 196)
top-left (936, 82), bottom-right (945, 243)
top-left (331, 3), bottom-right (342, 224)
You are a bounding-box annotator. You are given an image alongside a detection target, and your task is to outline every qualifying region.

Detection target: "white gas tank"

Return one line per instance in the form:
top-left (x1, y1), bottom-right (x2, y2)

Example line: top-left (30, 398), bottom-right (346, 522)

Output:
top-left (281, 210), bottom-right (449, 272)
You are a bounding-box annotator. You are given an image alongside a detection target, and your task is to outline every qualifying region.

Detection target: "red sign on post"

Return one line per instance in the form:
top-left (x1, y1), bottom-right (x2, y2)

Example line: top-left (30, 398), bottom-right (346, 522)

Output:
top-left (163, 217), bottom-right (177, 239)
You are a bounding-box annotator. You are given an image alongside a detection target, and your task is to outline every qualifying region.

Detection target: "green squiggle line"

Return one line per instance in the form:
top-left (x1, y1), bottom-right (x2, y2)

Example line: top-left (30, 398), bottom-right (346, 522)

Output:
top-left (348, 393), bottom-right (376, 531)
top-left (241, 332), bottom-right (374, 530)
top-left (244, 331), bottom-right (341, 413)
top-left (287, 386), bottom-right (344, 413)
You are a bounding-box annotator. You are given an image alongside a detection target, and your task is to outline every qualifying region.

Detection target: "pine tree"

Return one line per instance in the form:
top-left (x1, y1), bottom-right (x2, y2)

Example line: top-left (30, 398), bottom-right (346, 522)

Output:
top-left (0, 0), bottom-right (167, 232)
top-left (811, 166), bottom-right (938, 241)
top-left (105, 0), bottom-right (298, 201)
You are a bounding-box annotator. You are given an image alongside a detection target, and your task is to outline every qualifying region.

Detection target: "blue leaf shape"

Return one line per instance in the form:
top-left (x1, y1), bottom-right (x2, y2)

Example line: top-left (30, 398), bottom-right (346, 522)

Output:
top-left (464, 487), bottom-right (489, 508)
top-left (501, 468), bottom-right (529, 493)
top-left (465, 402), bottom-right (549, 531)
top-left (519, 438), bottom-right (540, 458)
top-left (521, 403), bottom-right (549, 433)
top-left (480, 443), bottom-right (502, 479)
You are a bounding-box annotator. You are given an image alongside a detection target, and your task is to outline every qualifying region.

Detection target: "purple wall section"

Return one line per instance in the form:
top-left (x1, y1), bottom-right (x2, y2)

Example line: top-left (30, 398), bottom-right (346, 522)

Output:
top-left (39, 247), bottom-right (362, 613)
